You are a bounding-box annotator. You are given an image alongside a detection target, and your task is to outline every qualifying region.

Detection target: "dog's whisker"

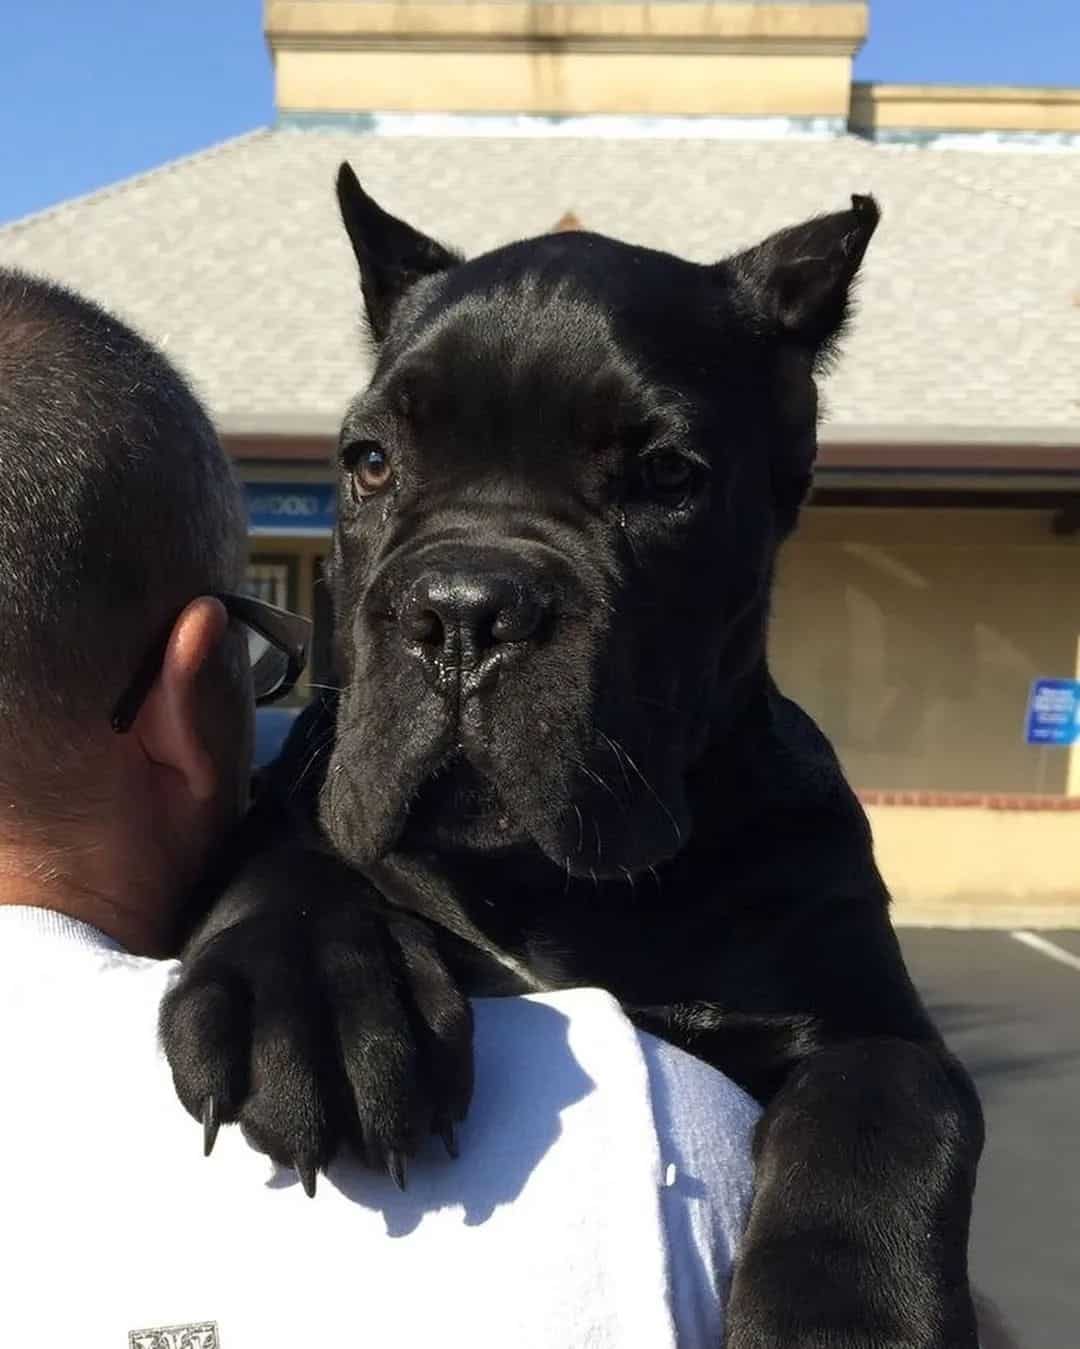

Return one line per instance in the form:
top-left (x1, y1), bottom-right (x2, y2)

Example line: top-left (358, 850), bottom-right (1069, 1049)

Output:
top-left (573, 804), bottom-right (585, 855)
top-left (289, 731), bottom-right (335, 782)
top-left (596, 730), bottom-right (634, 797)
top-left (592, 816), bottom-right (603, 862)
top-left (620, 865), bottom-right (636, 898)
top-left (289, 729), bottom-right (337, 796)
top-left (576, 762), bottom-right (621, 808)
top-left (600, 731), bottom-right (683, 847)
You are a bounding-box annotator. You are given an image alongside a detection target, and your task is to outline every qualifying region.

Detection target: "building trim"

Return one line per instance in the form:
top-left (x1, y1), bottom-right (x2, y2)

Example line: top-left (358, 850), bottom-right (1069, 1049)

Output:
top-left (221, 415), bottom-right (1080, 449)
top-left (854, 128), bottom-right (1080, 150)
top-left (273, 35), bottom-right (863, 57)
top-left (850, 80), bottom-right (1080, 141)
top-left (820, 424), bottom-right (1080, 449)
top-left (224, 432), bottom-right (336, 463)
top-left (266, 4), bottom-right (866, 119)
top-left (859, 790), bottom-right (1080, 812)
top-left (265, 2), bottom-right (869, 50)
top-left (220, 422), bottom-right (1080, 477)
top-left (811, 486), bottom-right (1080, 508)
top-left (817, 441), bottom-right (1080, 475)
top-left (278, 110), bottom-right (848, 139)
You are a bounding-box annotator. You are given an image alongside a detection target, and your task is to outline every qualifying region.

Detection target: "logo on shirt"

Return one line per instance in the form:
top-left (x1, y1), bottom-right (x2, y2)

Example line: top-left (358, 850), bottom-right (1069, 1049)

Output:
top-left (128, 1324), bottom-right (218, 1349)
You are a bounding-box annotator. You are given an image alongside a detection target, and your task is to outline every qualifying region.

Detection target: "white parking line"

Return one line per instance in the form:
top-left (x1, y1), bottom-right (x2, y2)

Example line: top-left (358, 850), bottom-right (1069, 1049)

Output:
top-left (1010, 930), bottom-right (1080, 974)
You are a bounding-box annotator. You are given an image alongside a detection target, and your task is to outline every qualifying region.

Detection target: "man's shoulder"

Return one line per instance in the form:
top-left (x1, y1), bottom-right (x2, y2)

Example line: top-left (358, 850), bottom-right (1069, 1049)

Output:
top-left (0, 945), bottom-right (753, 1349)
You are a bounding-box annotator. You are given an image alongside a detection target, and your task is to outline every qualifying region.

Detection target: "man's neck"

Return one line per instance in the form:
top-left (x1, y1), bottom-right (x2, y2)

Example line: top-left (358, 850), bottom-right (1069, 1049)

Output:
top-left (0, 846), bottom-right (174, 957)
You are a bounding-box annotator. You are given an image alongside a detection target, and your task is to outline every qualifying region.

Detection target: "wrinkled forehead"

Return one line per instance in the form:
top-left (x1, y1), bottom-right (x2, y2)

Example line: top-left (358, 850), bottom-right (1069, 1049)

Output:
top-left (396, 277), bottom-right (639, 410)
top-left (360, 265), bottom-right (713, 460)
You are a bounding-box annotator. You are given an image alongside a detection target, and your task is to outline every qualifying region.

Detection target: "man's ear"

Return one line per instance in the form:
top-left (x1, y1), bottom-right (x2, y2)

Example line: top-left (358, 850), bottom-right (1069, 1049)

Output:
top-left (134, 598), bottom-right (229, 804)
top-left (336, 162), bottom-right (462, 342)
top-left (728, 194), bottom-right (880, 363)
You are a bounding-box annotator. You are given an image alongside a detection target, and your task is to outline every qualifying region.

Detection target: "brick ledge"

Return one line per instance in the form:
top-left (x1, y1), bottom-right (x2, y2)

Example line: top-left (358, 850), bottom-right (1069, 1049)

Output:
top-left (858, 790), bottom-right (1080, 812)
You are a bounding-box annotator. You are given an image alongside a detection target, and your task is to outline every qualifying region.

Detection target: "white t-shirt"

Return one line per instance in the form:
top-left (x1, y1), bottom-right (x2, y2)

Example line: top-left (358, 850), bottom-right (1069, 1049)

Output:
top-left (0, 905), bottom-right (759, 1349)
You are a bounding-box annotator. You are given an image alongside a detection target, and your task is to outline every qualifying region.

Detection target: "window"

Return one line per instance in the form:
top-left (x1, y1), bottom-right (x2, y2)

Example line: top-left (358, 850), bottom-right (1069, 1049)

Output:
top-left (243, 557), bottom-right (297, 612)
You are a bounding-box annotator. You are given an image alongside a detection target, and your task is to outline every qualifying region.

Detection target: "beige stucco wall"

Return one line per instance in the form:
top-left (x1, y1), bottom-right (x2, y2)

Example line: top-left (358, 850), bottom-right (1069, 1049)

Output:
top-left (267, 1), bottom-right (866, 117)
top-left (265, 4), bottom-right (1080, 131)
top-left (870, 805), bottom-right (1080, 919)
top-left (274, 48), bottom-right (856, 116)
top-left (850, 82), bottom-right (1080, 136)
top-left (770, 506), bottom-right (1080, 796)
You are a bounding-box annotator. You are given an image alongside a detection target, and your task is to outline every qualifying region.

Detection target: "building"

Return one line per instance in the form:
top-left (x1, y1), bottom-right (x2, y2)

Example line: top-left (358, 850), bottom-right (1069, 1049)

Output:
top-left (2, 1), bottom-right (1077, 914)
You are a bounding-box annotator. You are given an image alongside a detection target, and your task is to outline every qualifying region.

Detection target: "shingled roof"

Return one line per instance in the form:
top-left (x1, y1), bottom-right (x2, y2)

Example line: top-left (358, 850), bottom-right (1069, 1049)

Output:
top-left (1, 126), bottom-right (1077, 447)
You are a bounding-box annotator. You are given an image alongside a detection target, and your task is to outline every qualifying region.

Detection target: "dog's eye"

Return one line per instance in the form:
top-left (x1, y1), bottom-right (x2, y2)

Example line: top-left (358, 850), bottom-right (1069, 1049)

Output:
top-left (641, 452), bottom-right (700, 503)
top-left (343, 441), bottom-right (394, 500)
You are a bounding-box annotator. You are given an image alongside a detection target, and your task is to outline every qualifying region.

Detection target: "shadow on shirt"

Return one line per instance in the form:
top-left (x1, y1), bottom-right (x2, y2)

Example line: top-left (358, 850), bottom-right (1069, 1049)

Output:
top-left (270, 998), bottom-right (596, 1237)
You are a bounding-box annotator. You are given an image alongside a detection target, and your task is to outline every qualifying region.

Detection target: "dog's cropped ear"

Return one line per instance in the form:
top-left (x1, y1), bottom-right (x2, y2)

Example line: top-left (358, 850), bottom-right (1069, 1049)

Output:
top-left (729, 194), bottom-right (880, 364)
top-left (336, 162), bottom-right (461, 341)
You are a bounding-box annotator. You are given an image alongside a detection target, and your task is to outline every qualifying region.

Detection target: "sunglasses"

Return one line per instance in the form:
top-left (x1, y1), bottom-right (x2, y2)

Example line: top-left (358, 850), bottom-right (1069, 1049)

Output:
top-left (111, 592), bottom-right (312, 734)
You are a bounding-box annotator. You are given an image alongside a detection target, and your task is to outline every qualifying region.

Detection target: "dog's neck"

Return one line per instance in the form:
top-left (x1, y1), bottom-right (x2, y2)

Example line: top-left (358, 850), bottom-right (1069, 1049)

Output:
top-left (359, 663), bottom-right (791, 992)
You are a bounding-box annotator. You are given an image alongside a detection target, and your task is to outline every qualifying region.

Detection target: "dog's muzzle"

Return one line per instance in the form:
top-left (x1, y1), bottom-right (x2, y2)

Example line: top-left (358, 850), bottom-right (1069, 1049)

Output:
top-left (397, 561), bottom-right (552, 697)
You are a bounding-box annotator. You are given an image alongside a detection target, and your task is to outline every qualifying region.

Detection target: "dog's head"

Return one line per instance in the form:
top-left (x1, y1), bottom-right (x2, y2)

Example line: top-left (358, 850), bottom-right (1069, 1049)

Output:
top-left (320, 163), bottom-right (878, 878)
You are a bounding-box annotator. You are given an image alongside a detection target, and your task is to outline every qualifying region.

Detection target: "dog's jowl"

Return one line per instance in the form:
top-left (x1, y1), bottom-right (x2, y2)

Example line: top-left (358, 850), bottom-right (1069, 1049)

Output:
top-left (162, 165), bottom-right (984, 1348)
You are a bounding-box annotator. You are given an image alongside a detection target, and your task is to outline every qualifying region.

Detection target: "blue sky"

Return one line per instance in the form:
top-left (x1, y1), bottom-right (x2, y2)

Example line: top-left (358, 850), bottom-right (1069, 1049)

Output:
top-left (1, 0), bottom-right (1077, 225)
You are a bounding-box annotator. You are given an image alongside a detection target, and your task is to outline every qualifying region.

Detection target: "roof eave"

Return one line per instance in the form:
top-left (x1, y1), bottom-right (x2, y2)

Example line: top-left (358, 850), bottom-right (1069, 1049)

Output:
top-left (817, 425), bottom-right (1080, 477)
top-left (219, 416), bottom-right (1080, 476)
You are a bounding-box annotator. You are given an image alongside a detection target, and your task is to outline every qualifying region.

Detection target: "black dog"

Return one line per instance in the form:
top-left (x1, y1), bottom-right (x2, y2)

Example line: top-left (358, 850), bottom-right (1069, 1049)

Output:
top-left (162, 165), bottom-right (984, 1348)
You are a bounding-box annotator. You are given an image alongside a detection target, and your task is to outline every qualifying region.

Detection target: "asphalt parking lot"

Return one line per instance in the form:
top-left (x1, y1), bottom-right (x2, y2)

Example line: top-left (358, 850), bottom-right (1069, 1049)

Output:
top-left (897, 928), bottom-right (1080, 1349)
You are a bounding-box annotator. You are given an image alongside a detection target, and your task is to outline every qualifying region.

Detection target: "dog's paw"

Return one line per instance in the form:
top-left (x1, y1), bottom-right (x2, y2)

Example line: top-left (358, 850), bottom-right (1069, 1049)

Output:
top-left (160, 894), bottom-right (473, 1194)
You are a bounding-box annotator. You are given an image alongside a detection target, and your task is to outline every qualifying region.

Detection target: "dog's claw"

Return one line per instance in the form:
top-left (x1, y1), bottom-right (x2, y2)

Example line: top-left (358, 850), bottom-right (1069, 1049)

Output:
top-left (202, 1096), bottom-right (220, 1158)
top-left (295, 1157), bottom-right (318, 1199)
top-left (438, 1121), bottom-right (458, 1159)
top-left (387, 1150), bottom-right (408, 1191)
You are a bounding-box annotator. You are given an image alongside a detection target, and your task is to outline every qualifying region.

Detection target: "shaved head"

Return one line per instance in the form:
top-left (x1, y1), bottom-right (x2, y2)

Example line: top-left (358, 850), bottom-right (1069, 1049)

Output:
top-left (0, 269), bottom-right (245, 797)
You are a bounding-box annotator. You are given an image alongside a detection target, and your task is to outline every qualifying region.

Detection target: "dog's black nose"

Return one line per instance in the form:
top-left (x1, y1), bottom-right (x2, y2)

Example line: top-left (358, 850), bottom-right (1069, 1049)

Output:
top-left (400, 568), bottom-right (548, 691)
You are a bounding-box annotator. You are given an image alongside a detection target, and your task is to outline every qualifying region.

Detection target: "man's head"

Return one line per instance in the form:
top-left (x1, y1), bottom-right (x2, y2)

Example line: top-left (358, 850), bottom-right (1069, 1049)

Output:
top-left (322, 166), bottom-right (878, 880)
top-left (0, 269), bottom-right (250, 945)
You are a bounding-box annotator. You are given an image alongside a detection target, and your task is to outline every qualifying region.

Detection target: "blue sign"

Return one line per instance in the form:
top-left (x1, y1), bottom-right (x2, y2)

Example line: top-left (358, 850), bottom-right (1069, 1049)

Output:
top-left (246, 482), bottom-right (336, 536)
top-left (1025, 678), bottom-right (1080, 747)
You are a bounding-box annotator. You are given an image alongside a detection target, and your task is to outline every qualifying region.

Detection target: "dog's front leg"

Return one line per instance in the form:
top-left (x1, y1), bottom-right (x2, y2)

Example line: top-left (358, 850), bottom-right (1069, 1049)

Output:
top-left (725, 1036), bottom-right (983, 1349)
